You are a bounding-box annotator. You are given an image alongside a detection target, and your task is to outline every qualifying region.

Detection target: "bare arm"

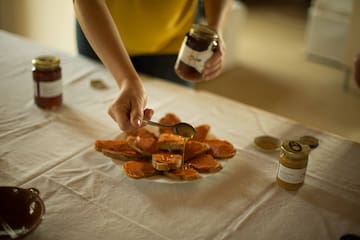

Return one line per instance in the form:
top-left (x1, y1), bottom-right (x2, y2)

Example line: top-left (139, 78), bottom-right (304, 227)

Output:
top-left (73, 0), bottom-right (152, 130)
top-left (203, 0), bottom-right (232, 34)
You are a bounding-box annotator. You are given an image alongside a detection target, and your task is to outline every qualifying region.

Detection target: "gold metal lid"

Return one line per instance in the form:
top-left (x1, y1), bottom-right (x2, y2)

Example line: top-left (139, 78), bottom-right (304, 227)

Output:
top-left (281, 140), bottom-right (310, 160)
top-left (90, 79), bottom-right (108, 90)
top-left (32, 55), bottom-right (60, 70)
top-left (254, 135), bottom-right (281, 152)
top-left (190, 24), bottom-right (219, 41)
top-left (298, 135), bottom-right (319, 149)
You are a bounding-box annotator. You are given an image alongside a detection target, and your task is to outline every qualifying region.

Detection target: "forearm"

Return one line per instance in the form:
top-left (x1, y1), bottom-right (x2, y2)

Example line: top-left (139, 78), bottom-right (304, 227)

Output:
top-left (73, 0), bottom-right (140, 88)
top-left (203, 0), bottom-right (232, 34)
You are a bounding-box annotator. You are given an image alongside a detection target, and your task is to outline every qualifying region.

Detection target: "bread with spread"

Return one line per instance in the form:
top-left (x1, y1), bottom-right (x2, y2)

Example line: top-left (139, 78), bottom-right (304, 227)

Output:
top-left (95, 113), bottom-right (236, 181)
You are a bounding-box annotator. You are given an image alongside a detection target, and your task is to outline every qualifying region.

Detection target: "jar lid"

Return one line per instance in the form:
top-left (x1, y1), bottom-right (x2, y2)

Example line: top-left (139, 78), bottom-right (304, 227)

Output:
top-left (32, 55), bottom-right (60, 70)
top-left (190, 24), bottom-right (218, 40)
top-left (254, 135), bottom-right (281, 152)
top-left (298, 135), bottom-right (319, 149)
top-left (281, 140), bottom-right (310, 160)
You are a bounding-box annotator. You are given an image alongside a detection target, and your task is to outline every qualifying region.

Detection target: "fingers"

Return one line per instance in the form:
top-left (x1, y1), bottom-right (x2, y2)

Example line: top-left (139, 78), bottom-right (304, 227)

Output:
top-left (203, 62), bottom-right (223, 80)
top-left (108, 102), bottom-right (133, 131)
top-left (203, 50), bottom-right (224, 80)
top-left (143, 108), bottom-right (154, 121)
top-left (108, 91), bottom-right (155, 131)
top-left (107, 84), bottom-right (146, 131)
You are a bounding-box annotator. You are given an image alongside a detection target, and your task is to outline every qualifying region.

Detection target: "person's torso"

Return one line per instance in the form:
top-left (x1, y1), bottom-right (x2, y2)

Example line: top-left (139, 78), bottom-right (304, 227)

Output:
top-left (106, 0), bottom-right (197, 56)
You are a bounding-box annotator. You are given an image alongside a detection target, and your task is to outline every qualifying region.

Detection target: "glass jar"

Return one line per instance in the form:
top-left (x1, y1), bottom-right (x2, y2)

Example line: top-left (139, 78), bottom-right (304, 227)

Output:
top-left (32, 56), bottom-right (62, 109)
top-left (175, 24), bottom-right (218, 82)
top-left (276, 140), bottom-right (310, 190)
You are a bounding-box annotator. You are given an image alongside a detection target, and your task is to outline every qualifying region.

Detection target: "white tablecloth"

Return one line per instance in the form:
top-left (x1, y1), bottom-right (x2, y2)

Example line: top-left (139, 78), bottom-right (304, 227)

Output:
top-left (1, 30), bottom-right (359, 240)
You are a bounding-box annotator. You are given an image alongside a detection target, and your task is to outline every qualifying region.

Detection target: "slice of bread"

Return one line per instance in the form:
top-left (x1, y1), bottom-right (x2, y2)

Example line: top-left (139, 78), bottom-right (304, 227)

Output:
top-left (126, 135), bottom-right (158, 156)
top-left (157, 133), bottom-right (185, 152)
top-left (152, 153), bottom-right (182, 171)
top-left (95, 139), bottom-right (130, 152)
top-left (164, 167), bottom-right (200, 181)
top-left (126, 127), bottom-right (158, 139)
top-left (193, 124), bottom-right (210, 142)
top-left (123, 160), bottom-right (157, 179)
top-left (204, 139), bottom-right (236, 159)
top-left (102, 149), bottom-right (143, 161)
top-left (187, 154), bottom-right (222, 173)
top-left (95, 140), bottom-right (143, 161)
top-left (184, 140), bottom-right (209, 161)
top-left (159, 113), bottom-right (181, 134)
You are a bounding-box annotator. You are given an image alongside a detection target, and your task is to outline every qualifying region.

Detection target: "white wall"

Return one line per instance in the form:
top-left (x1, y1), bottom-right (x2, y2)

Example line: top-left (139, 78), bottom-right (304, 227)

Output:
top-left (0, 0), bottom-right (77, 54)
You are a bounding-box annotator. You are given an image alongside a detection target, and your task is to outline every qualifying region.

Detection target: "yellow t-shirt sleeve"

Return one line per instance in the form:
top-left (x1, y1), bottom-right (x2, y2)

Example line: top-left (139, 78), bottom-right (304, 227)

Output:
top-left (106, 0), bottom-right (197, 56)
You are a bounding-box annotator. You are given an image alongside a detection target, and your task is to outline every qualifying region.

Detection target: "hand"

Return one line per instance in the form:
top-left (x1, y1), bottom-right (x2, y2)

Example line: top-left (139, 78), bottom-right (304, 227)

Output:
top-left (108, 82), bottom-right (154, 131)
top-left (202, 35), bottom-right (225, 81)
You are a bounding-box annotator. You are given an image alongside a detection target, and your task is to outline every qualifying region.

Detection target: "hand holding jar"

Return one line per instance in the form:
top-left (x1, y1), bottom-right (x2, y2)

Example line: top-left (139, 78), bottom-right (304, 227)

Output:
top-left (175, 24), bottom-right (225, 82)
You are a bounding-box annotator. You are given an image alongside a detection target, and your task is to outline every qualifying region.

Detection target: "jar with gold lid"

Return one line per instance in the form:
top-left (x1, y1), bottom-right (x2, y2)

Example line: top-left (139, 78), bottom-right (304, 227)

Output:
top-left (175, 24), bottom-right (218, 82)
top-left (276, 140), bottom-right (310, 190)
top-left (32, 55), bottom-right (62, 109)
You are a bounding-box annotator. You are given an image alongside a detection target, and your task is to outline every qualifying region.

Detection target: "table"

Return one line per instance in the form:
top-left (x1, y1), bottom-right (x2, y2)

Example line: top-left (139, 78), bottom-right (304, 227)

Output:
top-left (1, 30), bottom-right (359, 240)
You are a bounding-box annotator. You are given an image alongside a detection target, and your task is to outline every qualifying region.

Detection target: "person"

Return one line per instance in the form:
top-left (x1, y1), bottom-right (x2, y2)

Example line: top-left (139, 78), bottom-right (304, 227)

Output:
top-left (73, 0), bottom-right (231, 131)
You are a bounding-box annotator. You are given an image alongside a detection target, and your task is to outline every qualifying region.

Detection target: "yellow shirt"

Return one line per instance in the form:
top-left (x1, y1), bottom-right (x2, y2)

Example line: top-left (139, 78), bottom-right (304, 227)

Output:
top-left (105, 0), bottom-right (197, 56)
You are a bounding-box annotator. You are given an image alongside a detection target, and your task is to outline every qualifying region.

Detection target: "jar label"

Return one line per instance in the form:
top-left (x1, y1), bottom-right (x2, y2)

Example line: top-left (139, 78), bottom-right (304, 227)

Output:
top-left (277, 164), bottom-right (306, 184)
top-left (34, 80), bottom-right (62, 98)
top-left (178, 42), bottom-right (213, 73)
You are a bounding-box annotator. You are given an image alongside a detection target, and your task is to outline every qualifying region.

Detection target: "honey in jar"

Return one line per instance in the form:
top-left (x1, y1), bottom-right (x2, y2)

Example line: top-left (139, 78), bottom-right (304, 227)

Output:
top-left (32, 55), bottom-right (62, 109)
top-left (175, 24), bottom-right (218, 82)
top-left (276, 140), bottom-right (310, 190)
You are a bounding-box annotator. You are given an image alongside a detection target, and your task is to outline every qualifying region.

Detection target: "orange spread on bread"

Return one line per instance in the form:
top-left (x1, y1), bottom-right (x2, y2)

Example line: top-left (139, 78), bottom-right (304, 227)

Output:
top-left (123, 160), bottom-right (157, 179)
top-left (204, 139), bottom-right (236, 159)
top-left (95, 113), bottom-right (236, 181)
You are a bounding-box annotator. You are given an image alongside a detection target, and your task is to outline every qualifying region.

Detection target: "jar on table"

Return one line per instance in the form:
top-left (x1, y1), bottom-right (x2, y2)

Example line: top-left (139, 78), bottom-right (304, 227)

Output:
top-left (32, 55), bottom-right (62, 109)
top-left (276, 140), bottom-right (310, 190)
top-left (175, 24), bottom-right (218, 82)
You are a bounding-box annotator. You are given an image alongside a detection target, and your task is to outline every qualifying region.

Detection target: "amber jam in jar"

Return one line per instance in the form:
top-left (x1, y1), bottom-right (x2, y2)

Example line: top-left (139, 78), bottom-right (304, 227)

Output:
top-left (175, 24), bottom-right (218, 82)
top-left (276, 140), bottom-right (310, 191)
top-left (32, 56), bottom-right (62, 109)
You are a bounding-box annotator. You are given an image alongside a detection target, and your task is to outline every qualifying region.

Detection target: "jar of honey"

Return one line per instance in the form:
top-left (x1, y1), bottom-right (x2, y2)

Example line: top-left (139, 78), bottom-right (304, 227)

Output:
top-left (32, 56), bottom-right (62, 109)
top-left (276, 140), bottom-right (310, 190)
top-left (175, 24), bottom-right (218, 82)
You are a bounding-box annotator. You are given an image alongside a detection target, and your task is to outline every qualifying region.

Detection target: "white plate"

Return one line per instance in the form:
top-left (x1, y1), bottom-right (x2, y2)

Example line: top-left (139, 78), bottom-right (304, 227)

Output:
top-left (114, 160), bottom-right (229, 184)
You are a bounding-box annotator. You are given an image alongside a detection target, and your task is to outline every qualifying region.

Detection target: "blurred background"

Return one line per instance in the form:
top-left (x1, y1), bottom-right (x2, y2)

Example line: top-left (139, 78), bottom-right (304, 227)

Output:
top-left (0, 0), bottom-right (359, 143)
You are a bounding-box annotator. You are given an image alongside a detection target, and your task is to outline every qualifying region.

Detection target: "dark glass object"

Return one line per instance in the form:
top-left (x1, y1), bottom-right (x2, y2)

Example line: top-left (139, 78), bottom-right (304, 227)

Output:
top-left (32, 56), bottom-right (62, 109)
top-left (175, 24), bottom-right (218, 82)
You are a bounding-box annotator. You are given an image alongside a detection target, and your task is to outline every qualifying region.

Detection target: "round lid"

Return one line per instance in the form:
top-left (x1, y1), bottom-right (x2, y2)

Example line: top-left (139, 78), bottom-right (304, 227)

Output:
top-left (190, 24), bottom-right (219, 41)
top-left (298, 135), bottom-right (319, 149)
top-left (254, 135), bottom-right (281, 152)
top-left (281, 140), bottom-right (310, 160)
top-left (32, 55), bottom-right (60, 70)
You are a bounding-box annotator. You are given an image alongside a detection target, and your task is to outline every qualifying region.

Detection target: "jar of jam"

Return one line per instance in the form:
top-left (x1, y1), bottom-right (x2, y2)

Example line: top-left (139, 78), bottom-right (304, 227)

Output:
top-left (32, 56), bottom-right (62, 109)
top-left (175, 24), bottom-right (218, 82)
top-left (276, 140), bottom-right (310, 190)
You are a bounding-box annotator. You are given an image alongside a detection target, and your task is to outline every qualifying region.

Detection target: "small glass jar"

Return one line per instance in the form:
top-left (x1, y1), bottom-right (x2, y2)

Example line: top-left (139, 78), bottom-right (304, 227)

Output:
top-left (276, 140), bottom-right (310, 190)
top-left (32, 55), bottom-right (62, 109)
top-left (175, 24), bottom-right (218, 82)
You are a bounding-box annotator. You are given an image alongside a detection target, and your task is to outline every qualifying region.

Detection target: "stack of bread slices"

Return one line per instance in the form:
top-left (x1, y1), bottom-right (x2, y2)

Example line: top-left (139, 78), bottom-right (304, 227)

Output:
top-left (95, 113), bottom-right (236, 181)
